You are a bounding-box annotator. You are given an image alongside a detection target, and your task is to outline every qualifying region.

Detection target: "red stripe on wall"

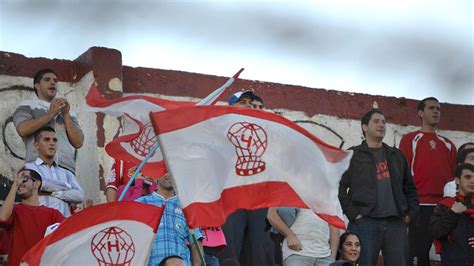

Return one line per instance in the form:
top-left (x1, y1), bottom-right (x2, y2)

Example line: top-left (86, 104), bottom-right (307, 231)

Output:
top-left (124, 66), bottom-right (474, 132)
top-left (1, 48), bottom-right (472, 132)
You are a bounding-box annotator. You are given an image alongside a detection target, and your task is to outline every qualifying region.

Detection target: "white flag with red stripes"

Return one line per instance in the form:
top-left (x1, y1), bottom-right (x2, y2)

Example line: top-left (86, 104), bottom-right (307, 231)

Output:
top-left (84, 69), bottom-right (244, 178)
top-left (150, 106), bottom-right (353, 229)
top-left (21, 202), bottom-right (164, 265)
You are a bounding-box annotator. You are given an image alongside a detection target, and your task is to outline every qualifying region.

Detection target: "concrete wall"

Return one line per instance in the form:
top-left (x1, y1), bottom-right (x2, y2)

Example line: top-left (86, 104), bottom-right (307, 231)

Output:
top-left (0, 47), bottom-right (473, 205)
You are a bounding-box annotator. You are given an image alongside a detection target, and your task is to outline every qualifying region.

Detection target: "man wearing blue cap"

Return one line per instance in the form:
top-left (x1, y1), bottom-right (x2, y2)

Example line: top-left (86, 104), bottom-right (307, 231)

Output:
top-left (227, 91), bottom-right (256, 108)
top-left (219, 91), bottom-right (274, 266)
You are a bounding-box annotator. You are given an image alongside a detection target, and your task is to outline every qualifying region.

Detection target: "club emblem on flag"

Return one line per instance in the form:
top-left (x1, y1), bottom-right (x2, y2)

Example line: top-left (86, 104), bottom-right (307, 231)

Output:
top-left (90, 226), bottom-right (136, 266)
top-left (227, 122), bottom-right (268, 176)
top-left (130, 122), bottom-right (159, 157)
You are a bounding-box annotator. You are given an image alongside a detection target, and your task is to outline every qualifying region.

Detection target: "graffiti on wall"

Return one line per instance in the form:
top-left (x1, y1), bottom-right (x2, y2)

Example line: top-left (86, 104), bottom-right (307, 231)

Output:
top-left (294, 120), bottom-right (345, 148)
top-left (0, 85), bottom-right (85, 164)
top-left (0, 85), bottom-right (36, 175)
top-left (2, 116), bottom-right (24, 160)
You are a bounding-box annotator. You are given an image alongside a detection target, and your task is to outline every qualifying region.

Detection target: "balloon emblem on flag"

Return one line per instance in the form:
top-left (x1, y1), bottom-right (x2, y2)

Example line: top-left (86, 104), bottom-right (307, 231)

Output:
top-left (227, 122), bottom-right (268, 176)
top-left (130, 122), bottom-right (159, 157)
top-left (91, 226), bottom-right (136, 266)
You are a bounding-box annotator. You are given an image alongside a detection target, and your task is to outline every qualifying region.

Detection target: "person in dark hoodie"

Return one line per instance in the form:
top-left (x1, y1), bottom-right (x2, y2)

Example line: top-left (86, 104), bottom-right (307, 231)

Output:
top-left (430, 163), bottom-right (474, 265)
top-left (338, 109), bottom-right (419, 265)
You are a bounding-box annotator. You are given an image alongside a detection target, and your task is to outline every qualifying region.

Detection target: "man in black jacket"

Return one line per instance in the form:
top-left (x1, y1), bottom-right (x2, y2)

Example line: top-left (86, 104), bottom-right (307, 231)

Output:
top-left (339, 109), bottom-right (419, 266)
top-left (430, 163), bottom-right (474, 265)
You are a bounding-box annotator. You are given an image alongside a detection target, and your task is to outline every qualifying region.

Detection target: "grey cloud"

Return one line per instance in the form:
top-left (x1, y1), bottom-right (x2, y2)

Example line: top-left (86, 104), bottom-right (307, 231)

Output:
top-left (1, 0), bottom-right (472, 103)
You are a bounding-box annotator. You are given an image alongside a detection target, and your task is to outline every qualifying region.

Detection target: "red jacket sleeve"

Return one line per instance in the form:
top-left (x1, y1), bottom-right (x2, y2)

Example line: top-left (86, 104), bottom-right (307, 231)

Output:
top-left (399, 135), bottom-right (413, 164)
top-left (105, 161), bottom-right (124, 190)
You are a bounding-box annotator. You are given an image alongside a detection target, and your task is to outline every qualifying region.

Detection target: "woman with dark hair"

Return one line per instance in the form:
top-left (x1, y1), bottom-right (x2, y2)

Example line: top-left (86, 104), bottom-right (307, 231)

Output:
top-left (330, 232), bottom-right (361, 266)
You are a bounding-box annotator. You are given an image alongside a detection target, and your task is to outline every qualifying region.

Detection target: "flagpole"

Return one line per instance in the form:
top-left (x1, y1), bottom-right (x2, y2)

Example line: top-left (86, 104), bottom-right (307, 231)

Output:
top-left (196, 68), bottom-right (244, 106)
top-left (190, 228), bottom-right (207, 266)
top-left (118, 142), bottom-right (161, 201)
top-left (156, 133), bottom-right (207, 266)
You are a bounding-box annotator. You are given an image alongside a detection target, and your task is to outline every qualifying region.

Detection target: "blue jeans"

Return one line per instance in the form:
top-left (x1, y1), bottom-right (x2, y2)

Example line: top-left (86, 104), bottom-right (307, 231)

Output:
top-left (205, 254), bottom-right (220, 266)
top-left (348, 216), bottom-right (408, 266)
top-left (284, 254), bottom-right (334, 266)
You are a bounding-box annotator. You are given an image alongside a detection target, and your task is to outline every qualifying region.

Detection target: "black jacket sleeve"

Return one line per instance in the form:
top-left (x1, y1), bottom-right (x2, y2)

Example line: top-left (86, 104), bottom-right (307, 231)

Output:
top-left (430, 203), bottom-right (460, 240)
top-left (401, 154), bottom-right (419, 221)
top-left (338, 161), bottom-right (359, 221)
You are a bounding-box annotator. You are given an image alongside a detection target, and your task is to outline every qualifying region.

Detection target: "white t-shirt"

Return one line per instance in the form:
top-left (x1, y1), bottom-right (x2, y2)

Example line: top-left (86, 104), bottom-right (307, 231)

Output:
top-left (443, 180), bottom-right (456, 197)
top-left (282, 209), bottom-right (331, 260)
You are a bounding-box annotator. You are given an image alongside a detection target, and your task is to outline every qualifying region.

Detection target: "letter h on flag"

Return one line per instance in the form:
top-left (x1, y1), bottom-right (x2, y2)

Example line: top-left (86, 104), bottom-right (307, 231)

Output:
top-left (21, 202), bottom-right (164, 265)
top-left (149, 105), bottom-right (353, 229)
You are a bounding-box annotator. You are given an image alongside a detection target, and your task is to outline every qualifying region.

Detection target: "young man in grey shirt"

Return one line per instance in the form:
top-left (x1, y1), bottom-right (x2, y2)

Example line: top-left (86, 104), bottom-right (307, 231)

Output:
top-left (13, 68), bottom-right (83, 173)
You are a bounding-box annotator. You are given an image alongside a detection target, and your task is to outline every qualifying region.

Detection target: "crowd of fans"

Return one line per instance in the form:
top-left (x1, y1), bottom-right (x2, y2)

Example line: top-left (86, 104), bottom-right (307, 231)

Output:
top-left (0, 68), bottom-right (472, 266)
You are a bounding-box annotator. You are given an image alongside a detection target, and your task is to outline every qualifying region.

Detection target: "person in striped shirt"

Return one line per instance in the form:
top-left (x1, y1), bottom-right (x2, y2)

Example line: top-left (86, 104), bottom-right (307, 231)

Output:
top-left (136, 173), bottom-right (204, 266)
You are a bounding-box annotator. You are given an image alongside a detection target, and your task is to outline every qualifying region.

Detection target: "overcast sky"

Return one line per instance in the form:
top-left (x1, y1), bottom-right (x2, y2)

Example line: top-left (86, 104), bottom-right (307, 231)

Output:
top-left (0, 0), bottom-right (472, 105)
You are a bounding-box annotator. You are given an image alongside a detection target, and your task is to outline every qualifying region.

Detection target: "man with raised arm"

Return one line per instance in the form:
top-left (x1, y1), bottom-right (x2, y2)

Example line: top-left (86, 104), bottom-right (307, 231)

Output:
top-left (13, 68), bottom-right (83, 173)
top-left (0, 168), bottom-right (64, 266)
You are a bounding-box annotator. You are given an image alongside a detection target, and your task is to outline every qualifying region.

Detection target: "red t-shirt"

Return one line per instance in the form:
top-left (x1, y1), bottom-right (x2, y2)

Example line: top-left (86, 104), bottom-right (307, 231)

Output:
top-left (0, 227), bottom-right (11, 260)
top-left (0, 203), bottom-right (64, 266)
top-left (399, 131), bottom-right (457, 204)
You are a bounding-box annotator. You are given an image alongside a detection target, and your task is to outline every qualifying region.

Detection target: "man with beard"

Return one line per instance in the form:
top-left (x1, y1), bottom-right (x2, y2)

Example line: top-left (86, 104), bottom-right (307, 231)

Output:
top-left (0, 168), bottom-right (64, 266)
top-left (136, 173), bottom-right (203, 266)
top-left (399, 97), bottom-right (457, 265)
top-left (13, 68), bottom-right (83, 174)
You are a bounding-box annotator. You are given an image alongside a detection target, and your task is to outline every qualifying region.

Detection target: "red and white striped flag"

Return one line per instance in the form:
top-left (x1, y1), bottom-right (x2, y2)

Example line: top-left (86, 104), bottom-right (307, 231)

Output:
top-left (149, 106), bottom-right (353, 229)
top-left (21, 202), bottom-right (164, 266)
top-left (84, 69), bottom-right (244, 178)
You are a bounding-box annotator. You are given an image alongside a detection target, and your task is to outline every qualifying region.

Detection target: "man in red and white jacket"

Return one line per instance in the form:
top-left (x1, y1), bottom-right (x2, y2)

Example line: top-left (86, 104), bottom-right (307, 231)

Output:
top-left (105, 160), bottom-right (158, 202)
top-left (399, 97), bottom-right (457, 265)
